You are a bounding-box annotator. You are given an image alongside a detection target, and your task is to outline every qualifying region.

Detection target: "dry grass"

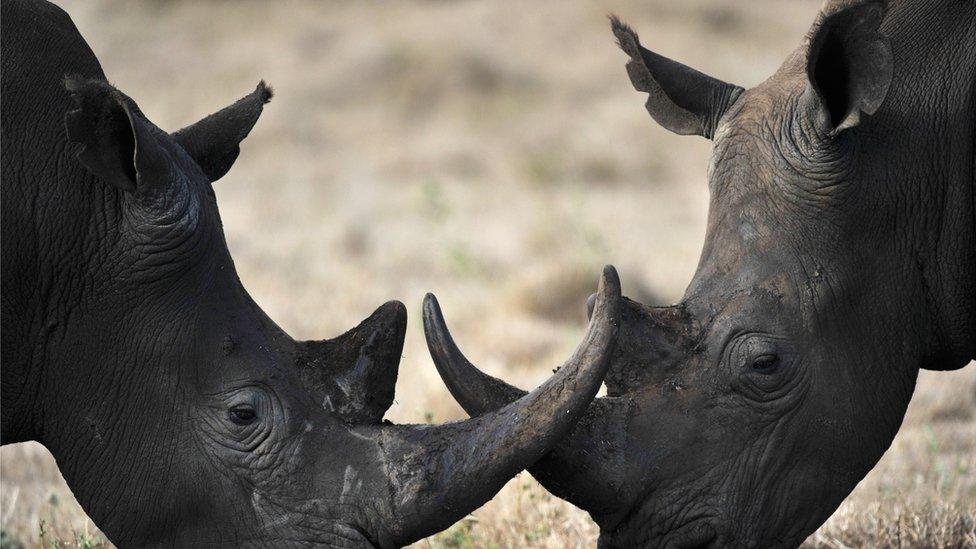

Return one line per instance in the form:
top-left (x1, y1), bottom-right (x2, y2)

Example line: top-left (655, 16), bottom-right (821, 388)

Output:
top-left (2, 0), bottom-right (974, 547)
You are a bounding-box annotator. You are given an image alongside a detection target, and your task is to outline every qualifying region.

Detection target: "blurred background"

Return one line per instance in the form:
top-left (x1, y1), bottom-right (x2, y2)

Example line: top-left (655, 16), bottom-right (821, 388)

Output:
top-left (1, 0), bottom-right (974, 546)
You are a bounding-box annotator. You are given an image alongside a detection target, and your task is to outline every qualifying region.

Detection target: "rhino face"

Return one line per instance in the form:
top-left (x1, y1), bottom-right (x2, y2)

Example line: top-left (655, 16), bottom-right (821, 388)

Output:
top-left (426, 1), bottom-right (962, 546)
top-left (57, 78), bottom-right (621, 547)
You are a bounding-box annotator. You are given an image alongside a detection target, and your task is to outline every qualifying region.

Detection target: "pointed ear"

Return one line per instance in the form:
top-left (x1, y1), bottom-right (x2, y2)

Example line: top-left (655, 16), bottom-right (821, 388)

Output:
top-left (610, 16), bottom-right (743, 139)
top-left (170, 82), bottom-right (272, 183)
top-left (802, 0), bottom-right (892, 135)
top-left (64, 77), bottom-right (172, 193)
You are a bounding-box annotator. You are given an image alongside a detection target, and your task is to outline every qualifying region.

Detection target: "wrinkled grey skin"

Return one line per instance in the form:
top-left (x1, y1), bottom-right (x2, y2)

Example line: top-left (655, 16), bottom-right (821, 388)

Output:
top-left (427, 0), bottom-right (975, 547)
top-left (0, 1), bottom-right (622, 546)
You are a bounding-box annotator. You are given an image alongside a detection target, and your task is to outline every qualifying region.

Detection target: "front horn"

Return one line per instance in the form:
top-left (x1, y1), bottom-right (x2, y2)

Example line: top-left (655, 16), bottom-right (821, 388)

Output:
top-left (376, 265), bottom-right (621, 545)
top-left (423, 265), bottom-right (642, 522)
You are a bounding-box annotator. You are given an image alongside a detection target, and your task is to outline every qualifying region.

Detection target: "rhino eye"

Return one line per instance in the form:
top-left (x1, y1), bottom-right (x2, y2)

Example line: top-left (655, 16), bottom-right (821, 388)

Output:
top-left (751, 354), bottom-right (780, 374)
top-left (229, 406), bottom-right (258, 425)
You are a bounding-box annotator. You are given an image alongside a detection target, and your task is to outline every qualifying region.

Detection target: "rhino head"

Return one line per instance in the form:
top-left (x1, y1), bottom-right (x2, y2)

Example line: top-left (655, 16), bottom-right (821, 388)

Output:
top-left (427, 1), bottom-right (975, 546)
top-left (50, 78), bottom-right (621, 547)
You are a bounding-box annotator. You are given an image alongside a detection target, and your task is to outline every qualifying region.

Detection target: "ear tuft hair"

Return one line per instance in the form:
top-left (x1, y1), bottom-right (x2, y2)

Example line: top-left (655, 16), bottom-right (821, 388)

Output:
top-left (609, 14), bottom-right (641, 60)
top-left (255, 80), bottom-right (274, 104)
top-left (170, 80), bottom-right (274, 182)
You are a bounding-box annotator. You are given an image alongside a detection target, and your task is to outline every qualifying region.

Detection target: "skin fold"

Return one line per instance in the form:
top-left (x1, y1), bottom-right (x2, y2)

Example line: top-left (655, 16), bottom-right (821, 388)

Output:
top-left (428, 0), bottom-right (975, 547)
top-left (0, 1), bottom-right (623, 546)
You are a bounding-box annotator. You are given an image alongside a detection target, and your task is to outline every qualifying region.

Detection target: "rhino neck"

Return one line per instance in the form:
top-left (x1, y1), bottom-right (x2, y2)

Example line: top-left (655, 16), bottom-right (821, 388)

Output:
top-left (0, 0), bottom-right (112, 444)
top-left (863, 0), bottom-right (976, 367)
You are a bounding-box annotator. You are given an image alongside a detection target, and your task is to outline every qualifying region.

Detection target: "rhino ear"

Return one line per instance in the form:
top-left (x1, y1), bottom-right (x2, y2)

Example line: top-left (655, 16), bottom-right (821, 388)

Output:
top-left (610, 16), bottom-right (743, 139)
top-left (802, 0), bottom-right (892, 135)
top-left (64, 77), bottom-right (172, 193)
top-left (171, 81), bottom-right (272, 183)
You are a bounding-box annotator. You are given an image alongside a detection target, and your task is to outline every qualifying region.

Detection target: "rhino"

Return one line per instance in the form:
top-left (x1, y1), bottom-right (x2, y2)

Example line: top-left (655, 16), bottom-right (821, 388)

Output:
top-left (427, 0), bottom-right (975, 546)
top-left (0, 1), bottom-right (622, 546)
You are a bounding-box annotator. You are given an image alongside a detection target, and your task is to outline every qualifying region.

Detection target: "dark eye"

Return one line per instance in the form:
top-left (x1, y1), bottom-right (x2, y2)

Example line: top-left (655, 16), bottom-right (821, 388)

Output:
top-left (229, 406), bottom-right (257, 425)
top-left (751, 354), bottom-right (780, 374)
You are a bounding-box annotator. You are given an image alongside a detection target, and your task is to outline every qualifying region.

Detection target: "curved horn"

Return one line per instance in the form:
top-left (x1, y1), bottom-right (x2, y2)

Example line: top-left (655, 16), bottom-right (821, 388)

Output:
top-left (423, 269), bottom-right (684, 523)
top-left (378, 266), bottom-right (621, 545)
top-left (425, 275), bottom-right (673, 413)
top-left (423, 294), bottom-right (528, 414)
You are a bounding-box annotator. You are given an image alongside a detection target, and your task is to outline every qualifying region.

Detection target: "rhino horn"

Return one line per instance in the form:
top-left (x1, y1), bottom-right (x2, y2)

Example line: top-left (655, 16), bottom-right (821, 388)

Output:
top-left (379, 266), bottom-right (621, 543)
top-left (296, 300), bottom-right (406, 424)
top-left (423, 267), bottom-right (625, 416)
top-left (426, 272), bottom-right (704, 522)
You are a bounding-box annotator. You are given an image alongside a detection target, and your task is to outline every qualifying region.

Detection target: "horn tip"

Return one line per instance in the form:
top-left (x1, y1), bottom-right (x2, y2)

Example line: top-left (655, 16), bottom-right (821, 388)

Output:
top-left (599, 264), bottom-right (621, 294)
top-left (381, 299), bottom-right (407, 316)
top-left (422, 293), bottom-right (441, 315)
top-left (592, 265), bottom-right (622, 327)
top-left (370, 300), bottom-right (407, 334)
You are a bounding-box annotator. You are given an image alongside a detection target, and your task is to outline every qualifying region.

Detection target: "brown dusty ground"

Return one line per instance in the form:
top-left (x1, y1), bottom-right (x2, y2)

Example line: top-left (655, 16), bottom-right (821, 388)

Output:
top-left (1, 1), bottom-right (974, 547)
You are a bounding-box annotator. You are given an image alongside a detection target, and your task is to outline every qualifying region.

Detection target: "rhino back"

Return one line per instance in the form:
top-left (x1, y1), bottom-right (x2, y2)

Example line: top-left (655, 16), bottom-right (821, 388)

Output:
top-left (1, 0), bottom-right (110, 442)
